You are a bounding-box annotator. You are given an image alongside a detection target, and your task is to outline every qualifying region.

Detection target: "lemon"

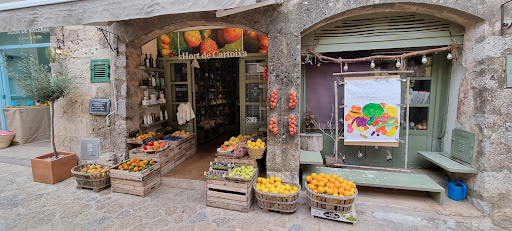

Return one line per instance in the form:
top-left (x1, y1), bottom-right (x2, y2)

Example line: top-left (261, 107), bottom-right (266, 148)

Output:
top-left (257, 139), bottom-right (262, 143)
top-left (275, 177), bottom-right (282, 183)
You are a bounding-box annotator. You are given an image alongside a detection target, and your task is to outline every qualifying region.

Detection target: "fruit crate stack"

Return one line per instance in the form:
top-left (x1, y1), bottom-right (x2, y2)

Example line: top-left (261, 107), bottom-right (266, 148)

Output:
top-left (110, 160), bottom-right (161, 197)
top-left (172, 134), bottom-right (196, 166)
top-left (129, 147), bottom-right (175, 176)
top-left (215, 155), bottom-right (259, 169)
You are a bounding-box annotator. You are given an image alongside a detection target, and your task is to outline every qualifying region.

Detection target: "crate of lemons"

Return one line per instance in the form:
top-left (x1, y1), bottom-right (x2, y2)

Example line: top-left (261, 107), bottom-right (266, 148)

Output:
top-left (172, 130), bottom-right (191, 137)
top-left (255, 176), bottom-right (299, 194)
top-left (117, 158), bottom-right (156, 172)
top-left (80, 165), bottom-right (111, 179)
top-left (305, 173), bottom-right (357, 197)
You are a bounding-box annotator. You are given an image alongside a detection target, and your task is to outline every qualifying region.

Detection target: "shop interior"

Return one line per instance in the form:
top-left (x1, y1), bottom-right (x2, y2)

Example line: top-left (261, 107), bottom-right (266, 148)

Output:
top-left (135, 30), bottom-right (269, 181)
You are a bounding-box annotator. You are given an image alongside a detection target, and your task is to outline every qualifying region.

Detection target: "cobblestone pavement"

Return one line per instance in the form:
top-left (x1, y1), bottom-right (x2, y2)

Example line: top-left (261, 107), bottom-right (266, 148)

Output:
top-left (0, 163), bottom-right (501, 231)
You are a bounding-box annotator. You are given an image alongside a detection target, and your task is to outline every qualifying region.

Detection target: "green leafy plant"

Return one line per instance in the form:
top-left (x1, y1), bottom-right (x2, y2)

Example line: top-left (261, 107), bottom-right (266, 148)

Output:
top-left (1, 49), bottom-right (72, 158)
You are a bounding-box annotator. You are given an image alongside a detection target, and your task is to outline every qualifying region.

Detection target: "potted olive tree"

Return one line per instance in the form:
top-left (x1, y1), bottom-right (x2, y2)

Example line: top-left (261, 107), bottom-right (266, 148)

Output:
top-left (1, 50), bottom-right (76, 184)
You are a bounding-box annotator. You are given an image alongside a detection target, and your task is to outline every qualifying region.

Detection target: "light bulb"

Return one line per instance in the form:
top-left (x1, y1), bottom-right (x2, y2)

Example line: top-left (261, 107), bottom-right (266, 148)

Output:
top-left (396, 59), bottom-right (401, 68)
top-left (343, 63), bottom-right (348, 71)
top-left (447, 53), bottom-right (453, 60)
top-left (421, 55), bottom-right (427, 64)
top-left (55, 47), bottom-right (62, 54)
top-left (370, 60), bottom-right (375, 69)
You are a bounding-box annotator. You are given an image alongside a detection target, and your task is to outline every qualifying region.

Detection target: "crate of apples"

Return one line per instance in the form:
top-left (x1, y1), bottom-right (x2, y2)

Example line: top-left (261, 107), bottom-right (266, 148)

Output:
top-left (140, 141), bottom-right (167, 152)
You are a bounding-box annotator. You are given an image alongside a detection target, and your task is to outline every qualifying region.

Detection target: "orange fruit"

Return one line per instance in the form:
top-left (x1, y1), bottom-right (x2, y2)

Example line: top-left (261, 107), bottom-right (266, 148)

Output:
top-left (325, 175), bottom-right (331, 180)
top-left (200, 38), bottom-right (219, 55)
top-left (326, 188), bottom-right (334, 195)
top-left (334, 188), bottom-right (339, 194)
top-left (329, 178), bottom-right (336, 184)
top-left (335, 182), bottom-right (341, 188)
top-left (316, 176), bottom-right (323, 182)
top-left (248, 31), bottom-right (259, 40)
top-left (323, 179), bottom-right (329, 185)
top-left (311, 173), bottom-right (318, 178)
top-left (339, 187), bottom-right (345, 193)
top-left (337, 178), bottom-right (344, 183)
top-left (218, 28), bottom-right (243, 44)
top-left (328, 183), bottom-right (335, 189)
top-left (331, 174), bottom-right (338, 179)
top-left (319, 173), bottom-right (325, 177)
top-left (318, 181), bottom-right (325, 187)
top-left (259, 37), bottom-right (268, 49)
top-left (333, 192), bottom-right (339, 197)
top-left (306, 176), bottom-right (312, 183)
top-left (344, 191), bottom-right (351, 196)
top-left (317, 187), bottom-right (325, 194)
top-left (134, 167), bottom-right (139, 172)
top-left (344, 185), bottom-right (352, 191)
top-left (311, 180), bottom-right (318, 186)
top-left (160, 34), bottom-right (171, 44)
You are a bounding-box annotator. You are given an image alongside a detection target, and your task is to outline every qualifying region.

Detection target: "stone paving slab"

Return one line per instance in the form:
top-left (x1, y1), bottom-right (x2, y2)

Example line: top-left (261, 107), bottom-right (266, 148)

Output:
top-left (0, 163), bottom-right (501, 231)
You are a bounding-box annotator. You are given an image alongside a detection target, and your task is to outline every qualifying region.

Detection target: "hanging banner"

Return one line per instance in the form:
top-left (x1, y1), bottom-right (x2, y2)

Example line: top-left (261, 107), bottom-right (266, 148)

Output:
top-left (343, 76), bottom-right (401, 147)
top-left (157, 28), bottom-right (268, 59)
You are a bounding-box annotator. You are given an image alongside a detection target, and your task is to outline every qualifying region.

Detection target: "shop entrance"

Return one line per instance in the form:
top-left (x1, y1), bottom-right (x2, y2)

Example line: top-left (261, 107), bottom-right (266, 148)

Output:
top-left (163, 55), bottom-right (268, 180)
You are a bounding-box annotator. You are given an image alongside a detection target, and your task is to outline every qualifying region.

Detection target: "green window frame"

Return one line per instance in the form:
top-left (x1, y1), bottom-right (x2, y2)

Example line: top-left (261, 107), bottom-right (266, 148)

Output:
top-left (90, 59), bottom-right (110, 83)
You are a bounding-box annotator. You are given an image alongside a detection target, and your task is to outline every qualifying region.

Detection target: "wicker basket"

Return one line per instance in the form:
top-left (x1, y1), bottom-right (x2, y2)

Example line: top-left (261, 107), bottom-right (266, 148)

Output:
top-left (0, 133), bottom-right (14, 149)
top-left (248, 147), bottom-right (265, 159)
top-left (253, 181), bottom-right (301, 213)
top-left (305, 184), bottom-right (357, 213)
top-left (71, 164), bottom-right (111, 192)
top-left (233, 143), bottom-right (248, 158)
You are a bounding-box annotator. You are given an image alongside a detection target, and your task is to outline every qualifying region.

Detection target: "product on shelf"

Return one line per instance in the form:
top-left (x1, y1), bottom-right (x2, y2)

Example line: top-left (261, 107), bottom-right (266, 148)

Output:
top-left (228, 166), bottom-right (255, 180)
top-left (255, 176), bottom-right (299, 194)
top-left (141, 141), bottom-right (167, 151)
top-left (268, 118), bottom-right (278, 134)
top-left (247, 139), bottom-right (265, 149)
top-left (172, 130), bottom-right (191, 137)
top-left (305, 173), bottom-right (357, 197)
top-left (288, 116), bottom-right (297, 135)
top-left (117, 158), bottom-right (156, 172)
top-left (269, 90), bottom-right (277, 109)
top-left (132, 132), bottom-right (158, 140)
top-left (289, 90), bottom-right (297, 109)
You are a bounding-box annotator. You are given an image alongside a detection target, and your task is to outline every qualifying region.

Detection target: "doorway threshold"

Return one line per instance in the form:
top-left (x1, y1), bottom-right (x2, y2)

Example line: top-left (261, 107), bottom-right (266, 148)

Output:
top-left (161, 177), bottom-right (206, 191)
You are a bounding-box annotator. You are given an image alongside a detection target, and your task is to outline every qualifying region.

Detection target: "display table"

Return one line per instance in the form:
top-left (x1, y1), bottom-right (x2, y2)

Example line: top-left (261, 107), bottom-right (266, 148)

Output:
top-left (3, 106), bottom-right (50, 144)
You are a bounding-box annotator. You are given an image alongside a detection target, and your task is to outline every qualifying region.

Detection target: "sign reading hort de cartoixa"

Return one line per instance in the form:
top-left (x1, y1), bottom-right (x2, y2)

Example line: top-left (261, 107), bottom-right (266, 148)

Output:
top-left (157, 28), bottom-right (268, 59)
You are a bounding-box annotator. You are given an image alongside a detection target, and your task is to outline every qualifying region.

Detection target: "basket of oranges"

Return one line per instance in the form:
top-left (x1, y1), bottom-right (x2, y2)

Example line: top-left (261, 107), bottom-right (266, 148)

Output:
top-left (305, 173), bottom-right (358, 213)
top-left (254, 176), bottom-right (301, 213)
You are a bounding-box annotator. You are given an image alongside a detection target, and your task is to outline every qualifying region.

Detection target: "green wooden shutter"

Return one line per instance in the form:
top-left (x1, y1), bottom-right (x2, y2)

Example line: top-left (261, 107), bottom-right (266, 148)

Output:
top-left (90, 59), bottom-right (110, 83)
top-left (451, 129), bottom-right (475, 165)
top-left (302, 13), bottom-right (465, 53)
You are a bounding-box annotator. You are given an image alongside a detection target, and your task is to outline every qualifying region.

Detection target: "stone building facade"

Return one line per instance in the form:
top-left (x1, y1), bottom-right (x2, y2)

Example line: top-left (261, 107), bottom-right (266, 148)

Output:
top-left (0, 0), bottom-right (511, 227)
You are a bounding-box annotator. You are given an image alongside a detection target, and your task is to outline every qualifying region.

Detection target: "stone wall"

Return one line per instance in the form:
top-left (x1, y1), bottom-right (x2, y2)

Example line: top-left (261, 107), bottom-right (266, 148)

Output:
top-left (50, 26), bottom-right (128, 163)
top-left (50, 0), bottom-right (512, 227)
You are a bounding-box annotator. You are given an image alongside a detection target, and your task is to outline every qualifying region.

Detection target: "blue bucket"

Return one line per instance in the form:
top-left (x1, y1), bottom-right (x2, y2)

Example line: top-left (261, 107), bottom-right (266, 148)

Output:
top-left (446, 178), bottom-right (467, 201)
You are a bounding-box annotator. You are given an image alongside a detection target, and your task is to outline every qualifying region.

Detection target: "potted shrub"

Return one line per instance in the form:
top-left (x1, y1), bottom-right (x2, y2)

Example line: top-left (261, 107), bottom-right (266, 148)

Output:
top-left (1, 50), bottom-right (75, 184)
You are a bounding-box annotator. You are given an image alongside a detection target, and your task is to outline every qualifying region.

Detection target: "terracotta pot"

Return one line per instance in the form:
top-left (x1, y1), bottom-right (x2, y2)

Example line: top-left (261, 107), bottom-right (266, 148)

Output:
top-left (31, 152), bottom-right (77, 184)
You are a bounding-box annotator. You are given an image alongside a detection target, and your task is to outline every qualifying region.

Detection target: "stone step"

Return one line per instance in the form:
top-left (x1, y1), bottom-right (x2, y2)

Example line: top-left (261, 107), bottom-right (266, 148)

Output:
top-left (161, 176), bottom-right (206, 191)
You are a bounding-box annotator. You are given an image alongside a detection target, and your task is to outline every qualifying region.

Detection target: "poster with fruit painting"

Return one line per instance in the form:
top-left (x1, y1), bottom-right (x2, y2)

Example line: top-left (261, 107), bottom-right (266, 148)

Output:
top-left (157, 28), bottom-right (268, 58)
top-left (343, 76), bottom-right (401, 147)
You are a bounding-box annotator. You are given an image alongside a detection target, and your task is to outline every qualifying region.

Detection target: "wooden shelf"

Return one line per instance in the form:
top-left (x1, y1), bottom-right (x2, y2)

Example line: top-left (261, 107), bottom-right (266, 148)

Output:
top-left (138, 103), bottom-right (167, 108)
top-left (138, 85), bottom-right (155, 89)
top-left (137, 66), bottom-right (164, 72)
top-left (139, 119), bottom-right (168, 128)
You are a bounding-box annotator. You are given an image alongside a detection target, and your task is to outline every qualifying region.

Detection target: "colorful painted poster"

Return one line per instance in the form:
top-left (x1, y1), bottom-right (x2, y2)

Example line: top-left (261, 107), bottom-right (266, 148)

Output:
top-left (343, 76), bottom-right (401, 147)
top-left (157, 28), bottom-right (268, 59)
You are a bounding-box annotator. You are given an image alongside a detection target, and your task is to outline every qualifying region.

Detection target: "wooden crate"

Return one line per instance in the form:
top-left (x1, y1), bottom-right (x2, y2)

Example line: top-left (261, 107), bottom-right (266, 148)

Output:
top-left (110, 163), bottom-right (161, 197)
top-left (206, 174), bottom-right (256, 213)
top-left (129, 148), bottom-right (176, 176)
top-left (215, 155), bottom-right (259, 168)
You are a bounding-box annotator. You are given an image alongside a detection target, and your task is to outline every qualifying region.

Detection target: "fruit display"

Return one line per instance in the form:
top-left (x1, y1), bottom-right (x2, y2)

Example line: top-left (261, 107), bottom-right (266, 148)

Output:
top-left (117, 158), bottom-right (156, 172)
top-left (223, 135), bottom-right (248, 146)
top-left (172, 130), bottom-right (191, 137)
top-left (268, 118), bottom-right (278, 134)
top-left (289, 90), bottom-right (297, 109)
top-left (132, 131), bottom-right (158, 140)
top-left (269, 90), bottom-right (278, 109)
top-left (210, 161), bottom-right (233, 170)
top-left (247, 139), bottom-right (265, 149)
top-left (255, 176), bottom-right (299, 194)
top-left (305, 173), bottom-right (357, 197)
top-left (228, 166), bottom-right (255, 180)
top-left (80, 165), bottom-right (110, 178)
top-left (288, 116), bottom-right (297, 135)
top-left (204, 169), bottom-right (228, 180)
top-left (141, 141), bottom-right (167, 151)
top-left (162, 135), bottom-right (183, 142)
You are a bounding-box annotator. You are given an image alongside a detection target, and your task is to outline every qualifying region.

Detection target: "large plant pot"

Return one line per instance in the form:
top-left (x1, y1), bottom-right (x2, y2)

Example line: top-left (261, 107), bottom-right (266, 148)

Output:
top-left (31, 152), bottom-right (77, 184)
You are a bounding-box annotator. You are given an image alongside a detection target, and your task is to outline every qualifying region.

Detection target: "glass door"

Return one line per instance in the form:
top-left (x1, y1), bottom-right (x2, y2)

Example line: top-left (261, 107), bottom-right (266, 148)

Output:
top-left (240, 55), bottom-right (268, 135)
top-left (164, 60), bottom-right (195, 134)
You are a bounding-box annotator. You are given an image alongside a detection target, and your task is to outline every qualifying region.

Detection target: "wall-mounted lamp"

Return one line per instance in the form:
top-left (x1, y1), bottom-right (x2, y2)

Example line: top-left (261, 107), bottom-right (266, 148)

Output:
top-left (395, 58), bottom-right (401, 68)
top-left (55, 29), bottom-right (64, 54)
top-left (370, 60), bottom-right (375, 69)
top-left (421, 55), bottom-right (428, 64)
top-left (343, 63), bottom-right (348, 71)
